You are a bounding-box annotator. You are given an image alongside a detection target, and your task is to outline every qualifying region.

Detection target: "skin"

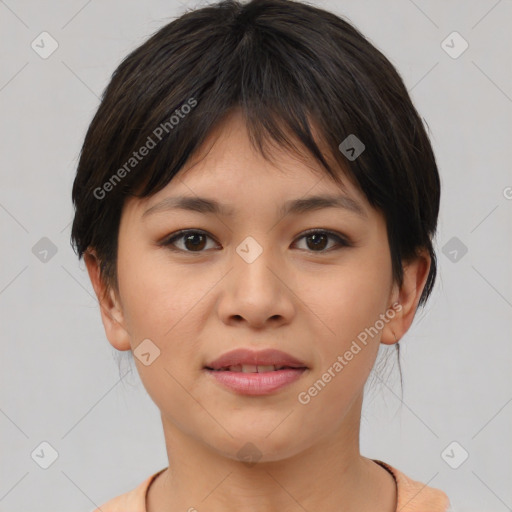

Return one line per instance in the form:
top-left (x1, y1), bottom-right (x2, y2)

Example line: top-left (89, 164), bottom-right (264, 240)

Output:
top-left (85, 109), bottom-right (430, 512)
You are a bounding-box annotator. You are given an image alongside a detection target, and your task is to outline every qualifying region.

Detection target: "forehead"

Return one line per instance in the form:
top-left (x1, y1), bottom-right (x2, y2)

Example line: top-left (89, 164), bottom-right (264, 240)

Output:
top-left (126, 109), bottom-right (370, 217)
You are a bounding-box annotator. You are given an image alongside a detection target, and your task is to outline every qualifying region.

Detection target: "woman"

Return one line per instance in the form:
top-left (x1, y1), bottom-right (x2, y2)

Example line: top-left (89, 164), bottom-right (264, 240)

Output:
top-left (71, 0), bottom-right (451, 509)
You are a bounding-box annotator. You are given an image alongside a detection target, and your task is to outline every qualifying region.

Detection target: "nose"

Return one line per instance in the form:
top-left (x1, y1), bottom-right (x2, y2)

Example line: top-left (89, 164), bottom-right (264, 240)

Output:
top-left (216, 240), bottom-right (296, 329)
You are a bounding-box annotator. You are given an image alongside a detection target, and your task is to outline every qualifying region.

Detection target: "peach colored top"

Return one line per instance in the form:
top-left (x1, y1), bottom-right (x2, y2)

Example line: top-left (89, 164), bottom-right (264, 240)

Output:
top-left (91, 460), bottom-right (451, 512)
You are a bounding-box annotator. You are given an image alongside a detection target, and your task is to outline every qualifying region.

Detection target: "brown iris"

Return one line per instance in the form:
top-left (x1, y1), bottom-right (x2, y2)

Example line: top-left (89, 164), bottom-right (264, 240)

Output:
top-left (183, 232), bottom-right (207, 251)
top-left (305, 233), bottom-right (328, 251)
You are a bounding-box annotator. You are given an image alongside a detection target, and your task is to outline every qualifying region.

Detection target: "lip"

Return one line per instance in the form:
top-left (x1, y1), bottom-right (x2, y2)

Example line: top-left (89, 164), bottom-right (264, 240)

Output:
top-left (205, 367), bottom-right (307, 396)
top-left (205, 348), bottom-right (308, 370)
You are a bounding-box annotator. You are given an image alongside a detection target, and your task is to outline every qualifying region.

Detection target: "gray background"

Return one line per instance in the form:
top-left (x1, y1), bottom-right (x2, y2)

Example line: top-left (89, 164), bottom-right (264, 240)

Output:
top-left (1, 0), bottom-right (511, 511)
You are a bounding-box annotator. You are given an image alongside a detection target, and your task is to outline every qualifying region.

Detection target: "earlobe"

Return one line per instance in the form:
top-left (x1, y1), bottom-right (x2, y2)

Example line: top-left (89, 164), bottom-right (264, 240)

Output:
top-left (381, 249), bottom-right (431, 346)
top-left (84, 249), bottom-right (132, 352)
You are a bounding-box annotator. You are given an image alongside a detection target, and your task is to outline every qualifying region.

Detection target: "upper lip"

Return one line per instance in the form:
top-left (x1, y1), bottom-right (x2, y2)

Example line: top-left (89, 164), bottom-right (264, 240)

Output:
top-left (205, 348), bottom-right (308, 370)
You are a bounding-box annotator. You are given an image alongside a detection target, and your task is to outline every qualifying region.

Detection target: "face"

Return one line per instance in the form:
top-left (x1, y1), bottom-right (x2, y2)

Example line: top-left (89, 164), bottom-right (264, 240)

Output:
top-left (99, 110), bottom-right (404, 462)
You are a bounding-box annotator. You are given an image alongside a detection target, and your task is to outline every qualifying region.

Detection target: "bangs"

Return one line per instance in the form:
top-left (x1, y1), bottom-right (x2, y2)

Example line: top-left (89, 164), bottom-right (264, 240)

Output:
top-left (113, 19), bottom-right (371, 202)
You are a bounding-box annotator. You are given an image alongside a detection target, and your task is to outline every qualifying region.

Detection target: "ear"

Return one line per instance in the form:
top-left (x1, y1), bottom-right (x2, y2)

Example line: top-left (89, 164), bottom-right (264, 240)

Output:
top-left (84, 249), bottom-right (131, 351)
top-left (380, 248), bottom-right (431, 345)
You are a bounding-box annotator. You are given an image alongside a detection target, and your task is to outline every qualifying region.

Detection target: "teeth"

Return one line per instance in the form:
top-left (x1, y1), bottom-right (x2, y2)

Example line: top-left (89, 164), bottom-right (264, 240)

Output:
top-left (213, 365), bottom-right (299, 372)
top-left (241, 364), bottom-right (259, 373)
top-left (221, 364), bottom-right (279, 373)
top-left (256, 365), bottom-right (276, 373)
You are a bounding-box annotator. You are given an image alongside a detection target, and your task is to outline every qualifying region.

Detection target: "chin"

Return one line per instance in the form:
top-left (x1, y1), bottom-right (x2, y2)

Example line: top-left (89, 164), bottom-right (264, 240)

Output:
top-left (206, 425), bottom-right (310, 464)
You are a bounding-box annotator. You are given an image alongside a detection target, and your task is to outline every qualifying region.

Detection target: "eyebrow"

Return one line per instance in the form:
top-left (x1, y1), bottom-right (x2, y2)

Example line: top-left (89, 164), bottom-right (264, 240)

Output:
top-left (142, 193), bottom-right (367, 219)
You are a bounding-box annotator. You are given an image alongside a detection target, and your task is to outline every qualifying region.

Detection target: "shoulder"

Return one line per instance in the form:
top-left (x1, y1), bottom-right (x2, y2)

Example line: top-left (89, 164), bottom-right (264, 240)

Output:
top-left (89, 468), bottom-right (166, 512)
top-left (374, 460), bottom-right (451, 512)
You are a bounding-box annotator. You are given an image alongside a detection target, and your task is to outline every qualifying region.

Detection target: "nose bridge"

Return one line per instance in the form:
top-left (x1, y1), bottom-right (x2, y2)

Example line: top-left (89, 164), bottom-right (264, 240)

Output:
top-left (217, 232), bottom-right (294, 327)
top-left (234, 233), bottom-right (279, 295)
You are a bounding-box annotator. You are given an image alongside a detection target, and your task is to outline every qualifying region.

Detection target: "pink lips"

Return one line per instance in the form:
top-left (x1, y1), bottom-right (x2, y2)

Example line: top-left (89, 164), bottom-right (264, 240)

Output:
top-left (204, 348), bottom-right (308, 396)
top-left (205, 348), bottom-right (307, 370)
top-left (206, 368), bottom-right (307, 395)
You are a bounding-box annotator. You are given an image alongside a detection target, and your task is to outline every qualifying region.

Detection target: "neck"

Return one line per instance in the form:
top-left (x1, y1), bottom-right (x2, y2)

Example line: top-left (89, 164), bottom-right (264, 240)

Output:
top-left (147, 395), bottom-right (396, 512)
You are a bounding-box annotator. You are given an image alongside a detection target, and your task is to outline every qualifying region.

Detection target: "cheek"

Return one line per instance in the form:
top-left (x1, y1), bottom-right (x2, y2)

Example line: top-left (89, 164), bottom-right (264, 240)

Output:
top-left (297, 248), bottom-right (392, 408)
top-left (303, 255), bottom-right (392, 343)
top-left (117, 248), bottom-right (215, 359)
top-left (116, 253), bottom-right (209, 413)
top-left (297, 271), bottom-right (385, 430)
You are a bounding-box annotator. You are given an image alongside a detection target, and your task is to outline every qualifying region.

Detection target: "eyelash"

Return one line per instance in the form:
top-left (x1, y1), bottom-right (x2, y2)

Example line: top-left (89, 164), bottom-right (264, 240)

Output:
top-left (159, 228), bottom-right (352, 254)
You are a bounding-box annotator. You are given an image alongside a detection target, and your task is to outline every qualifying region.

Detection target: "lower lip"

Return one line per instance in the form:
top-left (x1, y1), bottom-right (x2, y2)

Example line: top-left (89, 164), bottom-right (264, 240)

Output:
top-left (205, 368), bottom-right (307, 395)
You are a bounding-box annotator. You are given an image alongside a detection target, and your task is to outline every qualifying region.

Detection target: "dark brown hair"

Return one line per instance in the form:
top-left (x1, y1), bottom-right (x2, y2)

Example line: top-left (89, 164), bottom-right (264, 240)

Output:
top-left (71, 0), bottom-right (440, 316)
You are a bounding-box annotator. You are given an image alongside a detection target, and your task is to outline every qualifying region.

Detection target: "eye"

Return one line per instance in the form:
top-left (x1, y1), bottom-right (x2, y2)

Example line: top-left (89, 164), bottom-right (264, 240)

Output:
top-left (160, 228), bottom-right (351, 254)
top-left (160, 230), bottom-right (219, 253)
top-left (292, 229), bottom-right (351, 252)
